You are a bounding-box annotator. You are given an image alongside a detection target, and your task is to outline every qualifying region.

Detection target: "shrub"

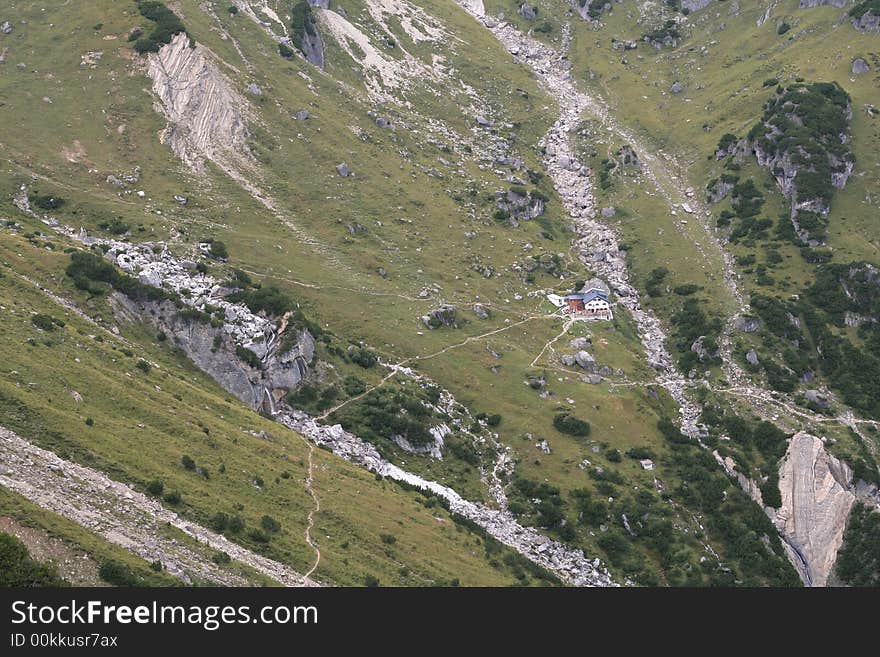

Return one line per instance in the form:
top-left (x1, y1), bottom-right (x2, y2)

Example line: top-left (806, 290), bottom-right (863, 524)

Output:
top-left (181, 455), bottom-right (196, 470)
top-left (228, 515), bottom-right (245, 533)
top-left (553, 413), bottom-right (590, 437)
top-left (235, 345), bottom-right (262, 369)
top-left (132, 1), bottom-right (189, 53)
top-left (260, 515), bottom-right (281, 533)
top-left (279, 42), bottom-right (295, 59)
top-left (209, 241), bottom-right (228, 259)
top-left (146, 479), bottom-right (164, 496)
top-left (247, 528), bottom-right (270, 543)
top-left (363, 574), bottom-right (380, 587)
top-left (98, 560), bottom-right (141, 586)
top-left (136, 359), bottom-right (151, 374)
top-left (486, 414), bottom-right (502, 427)
top-left (380, 533), bottom-right (397, 545)
top-left (162, 490), bottom-right (182, 505)
top-left (210, 512), bottom-right (229, 533)
top-left (343, 376), bottom-right (366, 396)
top-left (31, 314), bottom-right (56, 331)
top-left (212, 551), bottom-right (231, 564)
top-left (0, 533), bottom-right (66, 586)
top-left (29, 193), bottom-right (65, 211)
top-left (350, 347), bottom-right (378, 369)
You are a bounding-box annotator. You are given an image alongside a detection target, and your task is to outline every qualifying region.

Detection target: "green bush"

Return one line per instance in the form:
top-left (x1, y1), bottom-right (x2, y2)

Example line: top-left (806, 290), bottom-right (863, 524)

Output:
top-left (260, 515), bottom-right (281, 533)
top-left (136, 359), bottom-right (151, 374)
top-left (132, 1), bottom-right (190, 53)
top-left (162, 490), bottom-right (182, 505)
top-left (235, 345), bottom-right (262, 369)
top-left (98, 560), bottom-right (142, 586)
top-left (31, 314), bottom-right (56, 331)
top-left (181, 455), bottom-right (196, 470)
top-left (210, 512), bottom-right (229, 532)
top-left (553, 413), bottom-right (590, 437)
top-left (0, 533), bottom-right (66, 586)
top-left (146, 479), bottom-right (164, 496)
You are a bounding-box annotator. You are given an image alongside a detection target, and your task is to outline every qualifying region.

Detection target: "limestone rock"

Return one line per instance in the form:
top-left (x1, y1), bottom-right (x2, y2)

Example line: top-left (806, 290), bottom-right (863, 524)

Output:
top-left (775, 433), bottom-right (855, 586)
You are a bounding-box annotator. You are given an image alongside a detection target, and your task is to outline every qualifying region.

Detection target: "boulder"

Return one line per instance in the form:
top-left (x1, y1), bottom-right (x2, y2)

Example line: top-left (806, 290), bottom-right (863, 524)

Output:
top-left (247, 83), bottom-right (262, 96)
top-left (472, 304), bottom-right (490, 320)
top-left (1, 21), bottom-right (13, 35)
top-left (422, 305), bottom-right (457, 329)
top-left (852, 58), bottom-right (870, 75)
top-left (561, 354), bottom-right (576, 367)
top-left (671, 81), bottom-right (683, 95)
top-left (574, 350), bottom-right (595, 370)
top-left (518, 4), bottom-right (538, 19)
top-left (335, 162), bottom-right (350, 177)
top-left (600, 206), bottom-right (616, 218)
top-left (745, 349), bottom-right (759, 366)
top-left (733, 315), bottom-right (761, 333)
top-left (804, 389), bottom-right (830, 409)
top-left (295, 109), bottom-right (310, 120)
top-left (569, 337), bottom-right (591, 350)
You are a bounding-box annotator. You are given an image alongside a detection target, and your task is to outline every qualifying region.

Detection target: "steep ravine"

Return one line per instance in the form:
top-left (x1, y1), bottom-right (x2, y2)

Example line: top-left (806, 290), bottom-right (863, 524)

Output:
top-left (450, 2), bottom-right (875, 585)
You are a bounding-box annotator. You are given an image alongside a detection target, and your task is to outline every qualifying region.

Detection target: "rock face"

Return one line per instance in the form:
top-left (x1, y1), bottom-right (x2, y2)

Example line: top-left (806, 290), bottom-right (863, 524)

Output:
top-left (114, 295), bottom-right (314, 413)
top-left (852, 11), bottom-right (880, 32)
top-left (147, 33), bottom-right (251, 174)
top-left (774, 433), bottom-right (856, 586)
top-left (799, 0), bottom-right (847, 6)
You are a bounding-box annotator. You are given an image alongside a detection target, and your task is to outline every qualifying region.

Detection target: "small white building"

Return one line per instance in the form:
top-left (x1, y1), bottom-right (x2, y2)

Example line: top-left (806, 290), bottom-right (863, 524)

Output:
top-left (639, 459), bottom-right (655, 471)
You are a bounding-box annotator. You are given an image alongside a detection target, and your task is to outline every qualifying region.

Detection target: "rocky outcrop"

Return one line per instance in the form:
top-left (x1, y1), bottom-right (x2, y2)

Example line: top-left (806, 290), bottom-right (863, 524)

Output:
top-left (422, 304), bottom-right (457, 329)
top-left (112, 295), bottom-right (313, 413)
top-left (774, 433), bottom-right (856, 586)
top-left (147, 32), bottom-right (252, 174)
top-left (60, 228), bottom-right (314, 413)
top-left (683, 0), bottom-right (714, 10)
top-left (852, 11), bottom-right (880, 31)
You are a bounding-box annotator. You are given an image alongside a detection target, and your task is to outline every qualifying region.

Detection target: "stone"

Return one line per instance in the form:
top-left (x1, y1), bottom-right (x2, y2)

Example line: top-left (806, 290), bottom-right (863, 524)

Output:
top-left (804, 389), bottom-right (830, 409)
top-left (569, 337), bottom-right (591, 350)
top-left (671, 81), bottom-right (683, 95)
top-left (247, 83), bottom-right (262, 96)
top-left (472, 304), bottom-right (490, 320)
top-left (519, 4), bottom-right (538, 19)
top-left (561, 354), bottom-right (576, 367)
top-left (600, 206), bottom-right (616, 218)
top-left (852, 58), bottom-right (870, 75)
top-left (2, 21), bottom-right (13, 34)
top-left (475, 115), bottom-right (493, 127)
top-left (295, 109), bottom-right (310, 120)
top-left (745, 349), bottom-right (759, 366)
top-left (574, 350), bottom-right (595, 370)
top-left (422, 305), bottom-right (457, 329)
top-left (335, 162), bottom-right (350, 177)
top-left (173, 195), bottom-right (188, 205)
top-left (733, 315), bottom-right (761, 333)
